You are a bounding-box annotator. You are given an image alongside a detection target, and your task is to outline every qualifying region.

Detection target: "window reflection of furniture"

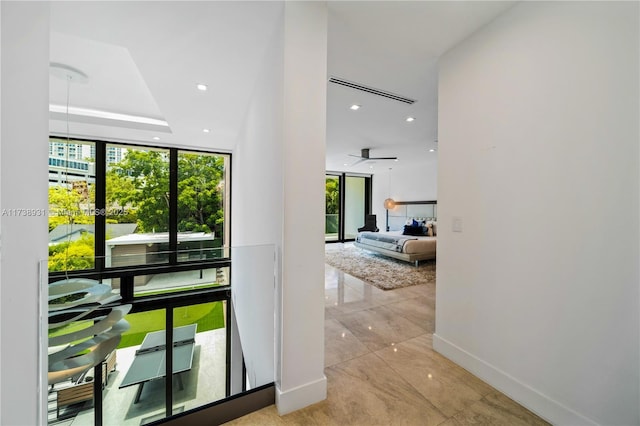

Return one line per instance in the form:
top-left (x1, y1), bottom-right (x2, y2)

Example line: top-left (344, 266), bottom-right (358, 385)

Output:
top-left (56, 351), bottom-right (116, 418)
top-left (357, 214), bottom-right (379, 232)
top-left (119, 324), bottom-right (197, 404)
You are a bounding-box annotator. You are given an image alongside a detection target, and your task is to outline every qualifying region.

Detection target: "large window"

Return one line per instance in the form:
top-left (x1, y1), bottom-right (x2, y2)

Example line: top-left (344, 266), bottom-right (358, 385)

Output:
top-left (48, 139), bottom-right (230, 287)
top-left (47, 138), bottom-right (235, 425)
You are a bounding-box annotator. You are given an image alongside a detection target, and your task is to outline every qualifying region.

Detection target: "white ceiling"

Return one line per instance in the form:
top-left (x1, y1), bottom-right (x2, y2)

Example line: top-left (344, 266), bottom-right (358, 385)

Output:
top-left (49, 1), bottom-right (515, 173)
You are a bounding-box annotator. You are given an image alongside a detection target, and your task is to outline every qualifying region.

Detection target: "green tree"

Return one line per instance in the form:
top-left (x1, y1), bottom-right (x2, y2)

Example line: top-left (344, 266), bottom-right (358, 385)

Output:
top-left (106, 150), bottom-right (225, 236)
top-left (177, 153), bottom-right (225, 235)
top-left (48, 186), bottom-right (94, 231)
top-left (107, 150), bottom-right (170, 232)
top-left (105, 166), bottom-right (139, 224)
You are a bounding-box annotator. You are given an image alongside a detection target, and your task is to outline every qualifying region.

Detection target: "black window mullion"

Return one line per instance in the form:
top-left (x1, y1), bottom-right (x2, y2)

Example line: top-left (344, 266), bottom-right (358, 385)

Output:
top-left (95, 141), bottom-right (106, 272)
top-left (165, 306), bottom-right (174, 418)
top-left (364, 176), bottom-right (372, 216)
top-left (226, 297), bottom-right (232, 397)
top-left (339, 174), bottom-right (346, 242)
top-left (169, 149), bottom-right (178, 264)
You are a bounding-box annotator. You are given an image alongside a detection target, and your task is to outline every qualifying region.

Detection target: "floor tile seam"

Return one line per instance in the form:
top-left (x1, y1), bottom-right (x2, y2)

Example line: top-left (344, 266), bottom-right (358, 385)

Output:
top-left (371, 335), bottom-right (492, 418)
top-left (328, 316), bottom-right (373, 353)
top-left (329, 303), bottom-right (387, 324)
top-left (332, 310), bottom-right (421, 342)
top-left (387, 313), bottom-right (432, 334)
top-left (369, 349), bottom-right (450, 421)
top-left (478, 391), bottom-right (546, 424)
top-left (326, 301), bottom-right (383, 317)
top-left (323, 351), bottom-right (380, 383)
top-left (341, 279), bottom-right (378, 292)
top-left (324, 347), bottom-right (374, 370)
top-left (326, 355), bottom-right (441, 417)
top-left (373, 293), bottom-right (421, 307)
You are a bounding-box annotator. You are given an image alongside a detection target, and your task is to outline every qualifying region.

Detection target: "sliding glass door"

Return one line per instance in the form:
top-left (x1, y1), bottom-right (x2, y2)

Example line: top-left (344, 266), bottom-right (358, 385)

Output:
top-left (344, 176), bottom-right (366, 239)
top-left (325, 173), bottom-right (371, 242)
top-left (325, 176), bottom-right (340, 242)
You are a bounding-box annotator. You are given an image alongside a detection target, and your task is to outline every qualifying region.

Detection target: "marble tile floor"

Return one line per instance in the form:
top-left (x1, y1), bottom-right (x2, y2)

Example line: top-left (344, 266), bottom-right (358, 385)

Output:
top-left (225, 263), bottom-right (549, 426)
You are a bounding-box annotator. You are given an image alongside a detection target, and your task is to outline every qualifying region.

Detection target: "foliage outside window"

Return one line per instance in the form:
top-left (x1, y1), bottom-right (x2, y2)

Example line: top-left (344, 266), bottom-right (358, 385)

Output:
top-left (325, 176), bottom-right (340, 235)
top-left (48, 139), bottom-right (95, 271)
top-left (48, 139), bottom-right (230, 272)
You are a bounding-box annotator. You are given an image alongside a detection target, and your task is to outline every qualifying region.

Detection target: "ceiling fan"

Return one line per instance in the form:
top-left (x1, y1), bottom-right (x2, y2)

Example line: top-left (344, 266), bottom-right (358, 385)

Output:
top-left (348, 148), bottom-right (397, 166)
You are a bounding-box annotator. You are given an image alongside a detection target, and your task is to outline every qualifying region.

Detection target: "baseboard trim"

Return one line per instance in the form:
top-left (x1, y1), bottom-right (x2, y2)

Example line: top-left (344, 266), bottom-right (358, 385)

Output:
top-left (432, 334), bottom-right (599, 426)
top-left (275, 375), bottom-right (327, 415)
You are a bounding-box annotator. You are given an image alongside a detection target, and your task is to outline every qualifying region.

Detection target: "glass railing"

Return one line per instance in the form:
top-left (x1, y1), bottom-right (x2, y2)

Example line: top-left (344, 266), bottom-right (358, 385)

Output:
top-left (40, 244), bottom-right (275, 425)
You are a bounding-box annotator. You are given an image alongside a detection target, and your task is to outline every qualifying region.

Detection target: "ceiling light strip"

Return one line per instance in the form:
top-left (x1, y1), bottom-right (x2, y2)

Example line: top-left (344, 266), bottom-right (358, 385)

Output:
top-left (49, 104), bottom-right (169, 127)
top-left (328, 77), bottom-right (416, 105)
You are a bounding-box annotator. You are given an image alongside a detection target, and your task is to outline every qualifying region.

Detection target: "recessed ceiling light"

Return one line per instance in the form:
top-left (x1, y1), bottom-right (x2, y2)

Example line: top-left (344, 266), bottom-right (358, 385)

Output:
top-left (350, 104), bottom-right (360, 110)
top-left (196, 83), bottom-right (208, 91)
top-left (394, 159), bottom-right (399, 162)
top-left (429, 149), bottom-right (435, 152)
top-left (406, 117), bottom-right (415, 122)
top-left (153, 136), bottom-right (160, 141)
top-left (343, 163), bottom-right (348, 166)
top-left (203, 128), bottom-right (210, 133)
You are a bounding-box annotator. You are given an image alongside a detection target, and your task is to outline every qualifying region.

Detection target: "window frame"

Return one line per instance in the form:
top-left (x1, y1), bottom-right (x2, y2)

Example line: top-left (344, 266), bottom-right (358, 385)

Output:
top-left (48, 137), bottom-right (233, 301)
top-left (47, 137), bottom-right (236, 423)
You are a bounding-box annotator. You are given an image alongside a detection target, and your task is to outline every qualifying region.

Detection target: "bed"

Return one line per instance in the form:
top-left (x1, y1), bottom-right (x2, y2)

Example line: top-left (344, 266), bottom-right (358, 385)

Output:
top-left (354, 201), bottom-right (437, 266)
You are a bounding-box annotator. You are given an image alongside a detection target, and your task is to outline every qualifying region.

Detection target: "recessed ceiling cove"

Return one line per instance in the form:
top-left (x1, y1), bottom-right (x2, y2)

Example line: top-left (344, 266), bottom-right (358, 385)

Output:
top-left (49, 32), bottom-right (170, 136)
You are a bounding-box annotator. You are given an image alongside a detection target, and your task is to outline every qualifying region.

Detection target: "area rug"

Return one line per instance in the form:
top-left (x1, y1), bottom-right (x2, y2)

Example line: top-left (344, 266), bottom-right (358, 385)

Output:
top-left (325, 244), bottom-right (436, 290)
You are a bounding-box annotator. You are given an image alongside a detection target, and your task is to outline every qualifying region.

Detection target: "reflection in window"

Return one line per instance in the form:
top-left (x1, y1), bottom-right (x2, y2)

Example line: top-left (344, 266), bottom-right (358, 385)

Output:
top-left (124, 267), bottom-right (228, 298)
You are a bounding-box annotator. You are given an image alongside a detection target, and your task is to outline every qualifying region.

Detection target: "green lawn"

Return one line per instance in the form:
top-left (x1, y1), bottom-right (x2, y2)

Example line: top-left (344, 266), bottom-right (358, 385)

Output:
top-left (49, 301), bottom-right (226, 349)
top-left (119, 301), bottom-right (225, 348)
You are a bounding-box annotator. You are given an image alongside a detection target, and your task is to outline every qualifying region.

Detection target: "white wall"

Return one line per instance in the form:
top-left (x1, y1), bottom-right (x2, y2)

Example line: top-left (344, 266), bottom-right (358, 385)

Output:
top-left (231, 6), bottom-right (284, 395)
top-left (232, 1), bottom-right (327, 415)
top-left (372, 161), bottom-right (438, 231)
top-left (435, 2), bottom-right (639, 425)
top-left (0, 2), bottom-right (50, 425)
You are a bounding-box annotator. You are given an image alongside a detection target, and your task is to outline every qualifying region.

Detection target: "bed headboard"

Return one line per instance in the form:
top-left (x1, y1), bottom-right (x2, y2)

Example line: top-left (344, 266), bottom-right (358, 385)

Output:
top-left (386, 200), bottom-right (437, 232)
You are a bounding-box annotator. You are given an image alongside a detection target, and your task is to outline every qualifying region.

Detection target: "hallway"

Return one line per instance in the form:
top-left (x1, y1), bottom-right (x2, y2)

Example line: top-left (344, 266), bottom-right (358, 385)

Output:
top-left (227, 264), bottom-right (548, 425)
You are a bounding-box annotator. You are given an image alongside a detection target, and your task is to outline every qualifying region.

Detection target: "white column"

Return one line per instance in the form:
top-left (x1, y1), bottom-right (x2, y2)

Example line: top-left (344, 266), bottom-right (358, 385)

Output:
top-left (277, 1), bottom-right (327, 415)
top-left (0, 2), bottom-right (50, 425)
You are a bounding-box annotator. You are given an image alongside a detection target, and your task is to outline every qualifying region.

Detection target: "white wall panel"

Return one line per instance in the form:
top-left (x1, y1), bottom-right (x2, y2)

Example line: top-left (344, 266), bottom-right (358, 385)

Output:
top-left (436, 2), bottom-right (639, 424)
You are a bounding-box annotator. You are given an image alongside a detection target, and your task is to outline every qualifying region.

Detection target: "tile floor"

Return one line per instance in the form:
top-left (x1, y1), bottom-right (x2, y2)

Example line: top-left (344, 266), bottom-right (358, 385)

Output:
top-left (225, 259), bottom-right (549, 425)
